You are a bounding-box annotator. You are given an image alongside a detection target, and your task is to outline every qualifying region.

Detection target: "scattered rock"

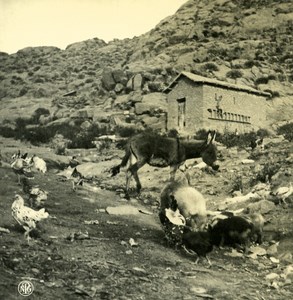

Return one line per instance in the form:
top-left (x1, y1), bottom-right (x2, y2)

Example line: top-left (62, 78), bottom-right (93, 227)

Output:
top-left (266, 242), bottom-right (279, 256)
top-left (106, 205), bottom-right (140, 215)
top-left (129, 238), bottom-right (139, 247)
top-left (84, 220), bottom-right (100, 225)
top-left (241, 159), bottom-right (255, 164)
top-left (0, 227), bottom-right (10, 234)
top-left (265, 272), bottom-right (280, 281)
top-left (246, 200), bottom-right (275, 214)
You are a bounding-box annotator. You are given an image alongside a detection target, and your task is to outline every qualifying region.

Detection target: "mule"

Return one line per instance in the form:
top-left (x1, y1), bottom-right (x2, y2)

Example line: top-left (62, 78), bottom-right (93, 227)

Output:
top-left (111, 130), bottom-right (219, 195)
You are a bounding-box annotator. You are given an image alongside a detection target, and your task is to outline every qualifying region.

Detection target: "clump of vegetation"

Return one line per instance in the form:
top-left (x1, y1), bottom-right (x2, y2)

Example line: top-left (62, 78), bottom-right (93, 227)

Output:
top-left (115, 126), bottom-right (142, 138)
top-left (277, 122), bottom-right (293, 141)
top-left (226, 69), bottom-right (243, 80)
top-left (251, 161), bottom-right (281, 185)
top-left (255, 77), bottom-right (269, 85)
top-left (200, 62), bottom-right (219, 73)
top-left (230, 174), bottom-right (243, 193)
top-left (194, 128), bottom-right (270, 149)
top-left (0, 116), bottom-right (111, 149)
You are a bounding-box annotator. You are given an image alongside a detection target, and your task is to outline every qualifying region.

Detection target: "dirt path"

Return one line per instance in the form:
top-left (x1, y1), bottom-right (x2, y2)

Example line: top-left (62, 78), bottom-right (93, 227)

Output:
top-left (0, 138), bottom-right (292, 299)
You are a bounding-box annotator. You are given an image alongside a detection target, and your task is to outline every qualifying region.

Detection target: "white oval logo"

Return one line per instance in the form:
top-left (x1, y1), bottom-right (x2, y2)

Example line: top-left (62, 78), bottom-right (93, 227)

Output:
top-left (18, 280), bottom-right (34, 297)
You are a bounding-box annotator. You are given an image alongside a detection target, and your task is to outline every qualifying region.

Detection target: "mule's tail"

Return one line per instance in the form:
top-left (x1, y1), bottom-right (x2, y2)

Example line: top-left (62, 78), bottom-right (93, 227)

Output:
top-left (110, 147), bottom-right (131, 177)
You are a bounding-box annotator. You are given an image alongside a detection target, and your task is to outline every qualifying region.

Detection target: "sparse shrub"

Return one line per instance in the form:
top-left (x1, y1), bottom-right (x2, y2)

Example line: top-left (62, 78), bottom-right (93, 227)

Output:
top-left (255, 77), bottom-right (269, 85)
top-left (251, 161), bottom-right (281, 184)
top-left (116, 126), bottom-right (139, 138)
top-left (267, 74), bottom-right (277, 80)
top-left (271, 91), bottom-right (280, 98)
top-left (19, 87), bottom-right (29, 97)
top-left (85, 78), bottom-right (94, 83)
top-left (68, 132), bottom-right (95, 149)
top-left (277, 122), bottom-right (293, 141)
top-left (167, 129), bottom-right (179, 138)
top-left (233, 64), bottom-right (242, 69)
top-left (256, 128), bottom-right (270, 138)
top-left (207, 47), bottom-right (228, 60)
top-left (0, 125), bottom-right (15, 138)
top-left (230, 174), bottom-right (243, 193)
top-left (31, 107), bottom-right (50, 124)
top-left (201, 62), bottom-right (219, 72)
top-left (243, 60), bottom-right (255, 68)
top-left (78, 73), bottom-right (85, 79)
top-left (86, 71), bottom-right (96, 76)
top-left (194, 129), bottom-right (209, 140)
top-left (98, 139), bottom-right (112, 152)
top-left (226, 69), bottom-right (243, 80)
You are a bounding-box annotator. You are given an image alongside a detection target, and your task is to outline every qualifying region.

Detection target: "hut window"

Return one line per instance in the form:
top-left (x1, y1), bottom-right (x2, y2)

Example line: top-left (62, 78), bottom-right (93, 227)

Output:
top-left (177, 98), bottom-right (186, 129)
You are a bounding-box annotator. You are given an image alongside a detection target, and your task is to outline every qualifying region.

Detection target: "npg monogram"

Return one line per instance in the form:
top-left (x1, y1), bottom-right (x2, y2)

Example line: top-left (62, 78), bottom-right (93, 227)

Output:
top-left (18, 280), bottom-right (34, 296)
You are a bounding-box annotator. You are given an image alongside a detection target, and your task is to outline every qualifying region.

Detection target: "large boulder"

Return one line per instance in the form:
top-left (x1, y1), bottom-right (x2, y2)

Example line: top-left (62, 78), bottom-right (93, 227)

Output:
top-left (101, 68), bottom-right (116, 91)
top-left (135, 92), bottom-right (167, 115)
top-left (112, 69), bottom-right (128, 85)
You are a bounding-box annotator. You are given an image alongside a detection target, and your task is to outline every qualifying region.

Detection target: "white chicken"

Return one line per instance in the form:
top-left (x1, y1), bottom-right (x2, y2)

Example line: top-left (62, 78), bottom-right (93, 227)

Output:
top-left (29, 155), bottom-right (47, 174)
top-left (273, 183), bottom-right (293, 205)
top-left (11, 194), bottom-right (49, 242)
top-left (20, 177), bottom-right (48, 207)
top-left (11, 158), bottom-right (34, 184)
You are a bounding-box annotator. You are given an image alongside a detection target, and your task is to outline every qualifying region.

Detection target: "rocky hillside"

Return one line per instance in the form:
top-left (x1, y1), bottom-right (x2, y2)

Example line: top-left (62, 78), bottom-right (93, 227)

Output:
top-left (0, 0), bottom-right (292, 131)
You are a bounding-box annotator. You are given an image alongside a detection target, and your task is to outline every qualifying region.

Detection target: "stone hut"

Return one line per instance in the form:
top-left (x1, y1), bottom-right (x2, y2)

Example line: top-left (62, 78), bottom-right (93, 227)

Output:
top-left (165, 71), bottom-right (270, 134)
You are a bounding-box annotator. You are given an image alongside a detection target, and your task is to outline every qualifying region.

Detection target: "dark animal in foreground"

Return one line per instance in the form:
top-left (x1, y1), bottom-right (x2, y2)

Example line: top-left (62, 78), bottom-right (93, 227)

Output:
top-left (182, 227), bottom-right (213, 265)
top-left (211, 212), bottom-right (264, 245)
top-left (111, 130), bottom-right (219, 195)
top-left (160, 181), bottom-right (207, 230)
top-left (209, 216), bottom-right (258, 251)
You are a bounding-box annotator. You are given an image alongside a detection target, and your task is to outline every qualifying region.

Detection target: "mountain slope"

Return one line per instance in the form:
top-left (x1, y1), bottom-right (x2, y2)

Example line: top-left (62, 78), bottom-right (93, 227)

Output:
top-left (0, 0), bottom-right (292, 128)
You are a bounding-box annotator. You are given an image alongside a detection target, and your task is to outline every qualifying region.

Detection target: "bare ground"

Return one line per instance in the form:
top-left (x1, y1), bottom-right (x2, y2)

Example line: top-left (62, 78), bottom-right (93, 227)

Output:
top-left (0, 137), bottom-right (292, 300)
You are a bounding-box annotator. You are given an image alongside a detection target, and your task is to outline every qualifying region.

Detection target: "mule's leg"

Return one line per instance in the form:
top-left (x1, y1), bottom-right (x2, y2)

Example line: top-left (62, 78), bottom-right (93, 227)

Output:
top-left (128, 159), bottom-right (147, 194)
top-left (185, 171), bottom-right (191, 185)
top-left (170, 164), bottom-right (179, 181)
top-left (125, 169), bottom-right (132, 193)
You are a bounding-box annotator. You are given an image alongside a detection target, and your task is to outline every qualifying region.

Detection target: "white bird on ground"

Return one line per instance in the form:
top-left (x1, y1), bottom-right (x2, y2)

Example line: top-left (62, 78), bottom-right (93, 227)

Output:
top-left (11, 194), bottom-right (49, 242)
top-left (29, 155), bottom-right (47, 173)
top-left (273, 183), bottom-right (293, 205)
top-left (11, 158), bottom-right (34, 184)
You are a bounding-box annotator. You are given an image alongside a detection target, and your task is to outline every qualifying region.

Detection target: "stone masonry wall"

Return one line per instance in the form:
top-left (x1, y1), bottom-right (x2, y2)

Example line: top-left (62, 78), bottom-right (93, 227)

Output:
top-left (167, 79), bottom-right (267, 134)
top-left (202, 85), bottom-right (267, 133)
top-left (167, 78), bottom-right (203, 134)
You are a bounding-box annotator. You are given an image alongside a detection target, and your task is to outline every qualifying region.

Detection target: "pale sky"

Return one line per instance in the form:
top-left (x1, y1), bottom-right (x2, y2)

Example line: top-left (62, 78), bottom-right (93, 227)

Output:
top-left (0, 0), bottom-right (186, 54)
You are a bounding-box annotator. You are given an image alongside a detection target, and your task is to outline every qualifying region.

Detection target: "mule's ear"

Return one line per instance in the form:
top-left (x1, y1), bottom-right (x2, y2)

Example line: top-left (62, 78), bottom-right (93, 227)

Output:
top-left (211, 131), bottom-right (216, 143)
top-left (206, 130), bottom-right (212, 144)
top-left (207, 130), bottom-right (216, 144)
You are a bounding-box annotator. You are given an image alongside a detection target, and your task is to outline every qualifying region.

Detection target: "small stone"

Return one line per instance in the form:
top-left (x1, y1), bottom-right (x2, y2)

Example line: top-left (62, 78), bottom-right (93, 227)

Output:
top-left (265, 273), bottom-right (280, 281)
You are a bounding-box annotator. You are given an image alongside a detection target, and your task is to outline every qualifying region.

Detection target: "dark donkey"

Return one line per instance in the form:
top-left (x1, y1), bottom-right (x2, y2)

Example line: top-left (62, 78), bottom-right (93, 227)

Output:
top-left (111, 130), bottom-right (219, 195)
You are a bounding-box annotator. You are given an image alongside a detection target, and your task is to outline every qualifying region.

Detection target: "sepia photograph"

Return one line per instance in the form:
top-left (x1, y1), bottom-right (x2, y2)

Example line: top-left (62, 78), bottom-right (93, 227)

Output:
top-left (0, 0), bottom-right (292, 299)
